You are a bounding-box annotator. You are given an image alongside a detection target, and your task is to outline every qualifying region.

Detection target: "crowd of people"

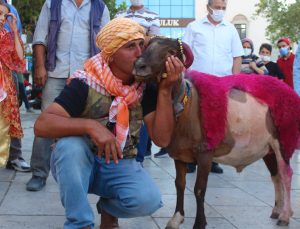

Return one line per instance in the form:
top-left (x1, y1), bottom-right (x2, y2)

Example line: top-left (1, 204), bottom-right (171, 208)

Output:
top-left (0, 0), bottom-right (300, 228)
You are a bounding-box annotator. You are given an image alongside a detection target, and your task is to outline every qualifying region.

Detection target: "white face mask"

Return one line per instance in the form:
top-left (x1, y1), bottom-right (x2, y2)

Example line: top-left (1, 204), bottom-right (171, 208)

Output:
top-left (130, 0), bottom-right (143, 6)
top-left (243, 48), bottom-right (252, 56)
top-left (260, 55), bottom-right (271, 62)
top-left (209, 6), bottom-right (225, 22)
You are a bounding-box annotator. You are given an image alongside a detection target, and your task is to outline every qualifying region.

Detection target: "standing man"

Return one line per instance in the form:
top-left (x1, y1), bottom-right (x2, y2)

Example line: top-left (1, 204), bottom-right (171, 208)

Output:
top-left (277, 37), bottom-right (295, 89)
top-left (26, 0), bottom-right (110, 191)
top-left (182, 0), bottom-right (244, 173)
top-left (293, 42), bottom-right (300, 95)
top-left (116, 0), bottom-right (160, 162)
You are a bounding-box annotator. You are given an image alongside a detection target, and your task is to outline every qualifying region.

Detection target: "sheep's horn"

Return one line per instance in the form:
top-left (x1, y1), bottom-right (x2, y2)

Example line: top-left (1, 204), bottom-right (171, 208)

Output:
top-left (182, 42), bottom-right (194, 69)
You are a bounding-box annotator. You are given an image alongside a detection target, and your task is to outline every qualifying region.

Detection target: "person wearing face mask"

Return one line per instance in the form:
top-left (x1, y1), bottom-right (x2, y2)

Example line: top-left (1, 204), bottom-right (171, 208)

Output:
top-left (241, 38), bottom-right (268, 75)
top-left (259, 43), bottom-right (284, 80)
top-left (183, 0), bottom-right (243, 174)
top-left (277, 37), bottom-right (295, 88)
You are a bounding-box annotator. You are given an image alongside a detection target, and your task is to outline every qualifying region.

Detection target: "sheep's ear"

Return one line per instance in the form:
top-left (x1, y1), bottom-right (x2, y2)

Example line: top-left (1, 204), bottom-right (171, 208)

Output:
top-left (182, 42), bottom-right (194, 69)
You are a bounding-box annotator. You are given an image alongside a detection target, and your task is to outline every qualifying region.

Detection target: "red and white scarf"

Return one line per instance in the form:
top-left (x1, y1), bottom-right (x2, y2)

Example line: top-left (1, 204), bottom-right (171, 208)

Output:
top-left (71, 54), bottom-right (144, 150)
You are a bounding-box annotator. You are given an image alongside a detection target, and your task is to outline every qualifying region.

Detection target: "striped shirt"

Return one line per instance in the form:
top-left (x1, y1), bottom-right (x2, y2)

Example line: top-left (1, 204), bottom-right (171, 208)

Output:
top-left (115, 7), bottom-right (160, 36)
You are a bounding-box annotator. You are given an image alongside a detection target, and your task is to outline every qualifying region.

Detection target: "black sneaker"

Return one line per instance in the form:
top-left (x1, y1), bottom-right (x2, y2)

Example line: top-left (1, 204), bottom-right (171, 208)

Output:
top-left (154, 148), bottom-right (168, 158)
top-left (26, 176), bottom-right (46, 191)
top-left (144, 150), bottom-right (151, 158)
top-left (6, 157), bottom-right (31, 172)
top-left (187, 163), bottom-right (196, 173)
top-left (211, 162), bottom-right (223, 174)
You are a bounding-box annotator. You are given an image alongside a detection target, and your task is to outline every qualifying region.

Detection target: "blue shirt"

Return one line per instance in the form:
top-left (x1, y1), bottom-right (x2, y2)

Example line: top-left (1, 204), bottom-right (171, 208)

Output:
top-left (293, 42), bottom-right (300, 95)
top-left (183, 17), bottom-right (243, 76)
top-left (4, 4), bottom-right (22, 33)
top-left (33, 0), bottom-right (110, 78)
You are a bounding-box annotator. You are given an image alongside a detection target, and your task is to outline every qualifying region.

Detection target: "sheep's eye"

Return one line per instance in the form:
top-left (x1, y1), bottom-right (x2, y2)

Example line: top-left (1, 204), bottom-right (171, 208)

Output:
top-left (168, 49), bottom-right (177, 56)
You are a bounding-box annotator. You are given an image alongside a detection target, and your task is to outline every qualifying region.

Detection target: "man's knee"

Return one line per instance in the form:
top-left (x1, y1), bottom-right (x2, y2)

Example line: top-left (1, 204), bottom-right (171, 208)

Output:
top-left (120, 187), bottom-right (162, 216)
top-left (53, 136), bottom-right (91, 161)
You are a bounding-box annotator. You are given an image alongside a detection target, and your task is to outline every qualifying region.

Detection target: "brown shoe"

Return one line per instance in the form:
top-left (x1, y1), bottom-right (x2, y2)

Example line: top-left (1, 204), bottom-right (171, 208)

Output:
top-left (100, 209), bottom-right (119, 229)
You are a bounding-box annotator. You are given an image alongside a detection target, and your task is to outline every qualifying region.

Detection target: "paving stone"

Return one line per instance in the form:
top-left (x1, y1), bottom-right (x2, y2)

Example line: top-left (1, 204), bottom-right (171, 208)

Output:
top-left (0, 216), bottom-right (64, 229)
top-left (154, 217), bottom-right (237, 229)
top-left (205, 187), bottom-right (269, 207)
top-left (214, 205), bottom-right (300, 229)
top-left (0, 168), bottom-right (15, 182)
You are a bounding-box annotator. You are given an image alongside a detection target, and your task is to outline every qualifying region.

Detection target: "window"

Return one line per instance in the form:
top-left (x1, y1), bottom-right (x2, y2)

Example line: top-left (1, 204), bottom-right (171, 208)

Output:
top-left (232, 14), bottom-right (248, 39)
top-left (234, 24), bottom-right (247, 39)
top-left (116, 0), bottom-right (195, 38)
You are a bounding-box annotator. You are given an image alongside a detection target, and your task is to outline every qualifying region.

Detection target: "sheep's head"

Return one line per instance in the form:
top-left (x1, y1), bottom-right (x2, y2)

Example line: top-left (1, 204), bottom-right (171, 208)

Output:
top-left (133, 37), bottom-right (194, 82)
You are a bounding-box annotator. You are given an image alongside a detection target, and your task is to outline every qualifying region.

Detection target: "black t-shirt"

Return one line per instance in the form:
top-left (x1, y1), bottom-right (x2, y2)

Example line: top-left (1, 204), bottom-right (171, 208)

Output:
top-left (265, 61), bottom-right (284, 80)
top-left (54, 79), bottom-right (158, 117)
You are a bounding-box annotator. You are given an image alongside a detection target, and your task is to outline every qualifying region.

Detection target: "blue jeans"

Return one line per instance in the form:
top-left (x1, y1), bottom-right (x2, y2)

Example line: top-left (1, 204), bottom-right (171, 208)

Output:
top-left (51, 136), bottom-right (162, 229)
top-left (136, 123), bottom-right (151, 162)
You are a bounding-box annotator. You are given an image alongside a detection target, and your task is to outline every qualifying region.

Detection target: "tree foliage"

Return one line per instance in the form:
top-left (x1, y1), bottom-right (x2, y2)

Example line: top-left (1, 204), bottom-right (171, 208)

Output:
top-left (12, 0), bottom-right (127, 34)
top-left (255, 0), bottom-right (300, 44)
top-left (104, 0), bottom-right (127, 19)
top-left (13, 0), bottom-right (44, 33)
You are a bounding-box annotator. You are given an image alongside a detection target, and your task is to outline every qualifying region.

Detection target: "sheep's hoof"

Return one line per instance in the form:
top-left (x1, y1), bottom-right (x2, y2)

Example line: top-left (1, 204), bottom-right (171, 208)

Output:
top-left (277, 219), bottom-right (289, 226)
top-left (270, 212), bottom-right (279, 219)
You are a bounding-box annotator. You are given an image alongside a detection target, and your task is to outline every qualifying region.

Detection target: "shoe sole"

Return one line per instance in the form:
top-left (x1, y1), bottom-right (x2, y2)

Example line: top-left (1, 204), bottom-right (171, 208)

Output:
top-left (11, 165), bottom-right (31, 172)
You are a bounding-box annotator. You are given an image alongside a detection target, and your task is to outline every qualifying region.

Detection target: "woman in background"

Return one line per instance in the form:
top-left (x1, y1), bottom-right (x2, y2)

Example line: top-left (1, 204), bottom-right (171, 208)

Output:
top-left (0, 0), bottom-right (30, 171)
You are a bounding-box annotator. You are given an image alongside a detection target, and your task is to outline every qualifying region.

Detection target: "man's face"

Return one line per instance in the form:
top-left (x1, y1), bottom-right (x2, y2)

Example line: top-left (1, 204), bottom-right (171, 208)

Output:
top-left (277, 41), bottom-right (289, 49)
top-left (259, 47), bottom-right (271, 56)
top-left (207, 0), bottom-right (227, 12)
top-left (110, 39), bottom-right (145, 83)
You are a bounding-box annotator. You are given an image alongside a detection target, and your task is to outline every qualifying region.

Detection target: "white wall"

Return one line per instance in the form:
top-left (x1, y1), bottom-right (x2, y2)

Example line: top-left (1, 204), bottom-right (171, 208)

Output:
top-left (195, 0), bottom-right (269, 55)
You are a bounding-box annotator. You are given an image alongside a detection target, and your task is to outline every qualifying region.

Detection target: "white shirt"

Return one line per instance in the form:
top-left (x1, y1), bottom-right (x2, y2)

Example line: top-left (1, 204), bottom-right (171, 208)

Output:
top-left (33, 0), bottom-right (110, 78)
top-left (115, 6), bottom-right (160, 36)
top-left (183, 17), bottom-right (243, 76)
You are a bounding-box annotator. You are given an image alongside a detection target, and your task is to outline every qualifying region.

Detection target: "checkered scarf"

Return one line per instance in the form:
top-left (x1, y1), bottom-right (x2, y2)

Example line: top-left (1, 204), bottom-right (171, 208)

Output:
top-left (71, 54), bottom-right (144, 150)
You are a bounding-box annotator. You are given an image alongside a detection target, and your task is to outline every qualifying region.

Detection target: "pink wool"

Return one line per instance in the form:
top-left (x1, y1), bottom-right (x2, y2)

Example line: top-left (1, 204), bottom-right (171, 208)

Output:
top-left (186, 71), bottom-right (300, 161)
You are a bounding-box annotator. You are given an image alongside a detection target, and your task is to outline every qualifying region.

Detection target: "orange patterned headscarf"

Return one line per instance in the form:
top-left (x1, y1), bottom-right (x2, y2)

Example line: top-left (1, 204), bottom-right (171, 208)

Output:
top-left (96, 17), bottom-right (145, 62)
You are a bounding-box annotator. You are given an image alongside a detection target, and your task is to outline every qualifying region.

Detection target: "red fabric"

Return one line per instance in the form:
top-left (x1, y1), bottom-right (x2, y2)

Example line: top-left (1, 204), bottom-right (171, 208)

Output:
top-left (0, 29), bottom-right (25, 139)
top-left (277, 53), bottom-right (295, 88)
top-left (277, 37), bottom-right (291, 46)
top-left (187, 71), bottom-right (300, 161)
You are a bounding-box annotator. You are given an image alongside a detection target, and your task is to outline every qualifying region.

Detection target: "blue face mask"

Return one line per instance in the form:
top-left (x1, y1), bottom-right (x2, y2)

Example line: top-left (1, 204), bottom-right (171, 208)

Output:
top-left (243, 48), bottom-right (252, 56)
top-left (279, 47), bottom-right (289, 57)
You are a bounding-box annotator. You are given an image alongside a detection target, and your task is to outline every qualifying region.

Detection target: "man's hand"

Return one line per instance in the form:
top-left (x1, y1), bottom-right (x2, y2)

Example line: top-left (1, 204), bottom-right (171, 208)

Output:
top-left (159, 56), bottom-right (184, 90)
top-left (34, 65), bottom-right (48, 87)
top-left (87, 121), bottom-right (123, 164)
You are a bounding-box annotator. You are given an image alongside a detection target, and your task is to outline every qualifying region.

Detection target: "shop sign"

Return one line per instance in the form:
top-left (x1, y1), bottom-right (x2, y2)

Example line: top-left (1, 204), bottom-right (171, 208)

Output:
top-left (160, 18), bottom-right (195, 28)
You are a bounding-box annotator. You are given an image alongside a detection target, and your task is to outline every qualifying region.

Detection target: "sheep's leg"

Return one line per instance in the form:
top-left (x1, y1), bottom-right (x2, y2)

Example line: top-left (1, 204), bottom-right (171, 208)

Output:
top-left (276, 159), bottom-right (293, 226)
top-left (193, 151), bottom-right (213, 229)
top-left (263, 153), bottom-right (283, 219)
top-left (165, 160), bottom-right (187, 229)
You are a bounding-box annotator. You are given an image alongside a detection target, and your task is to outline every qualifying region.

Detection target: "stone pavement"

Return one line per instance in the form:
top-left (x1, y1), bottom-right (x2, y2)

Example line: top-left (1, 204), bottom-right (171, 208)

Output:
top-left (0, 109), bottom-right (300, 229)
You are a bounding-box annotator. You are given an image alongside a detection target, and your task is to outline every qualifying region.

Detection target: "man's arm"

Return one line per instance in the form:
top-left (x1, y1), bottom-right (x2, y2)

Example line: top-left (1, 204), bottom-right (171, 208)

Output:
top-left (144, 56), bottom-right (184, 147)
top-left (35, 103), bottom-right (122, 163)
top-left (232, 56), bottom-right (242, 74)
top-left (34, 44), bottom-right (48, 87)
top-left (32, 1), bottom-right (50, 87)
top-left (293, 43), bottom-right (300, 96)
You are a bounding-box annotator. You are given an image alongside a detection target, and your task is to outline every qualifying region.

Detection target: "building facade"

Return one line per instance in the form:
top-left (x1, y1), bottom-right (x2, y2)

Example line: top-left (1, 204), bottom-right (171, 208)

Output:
top-left (117, 0), bottom-right (269, 54)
